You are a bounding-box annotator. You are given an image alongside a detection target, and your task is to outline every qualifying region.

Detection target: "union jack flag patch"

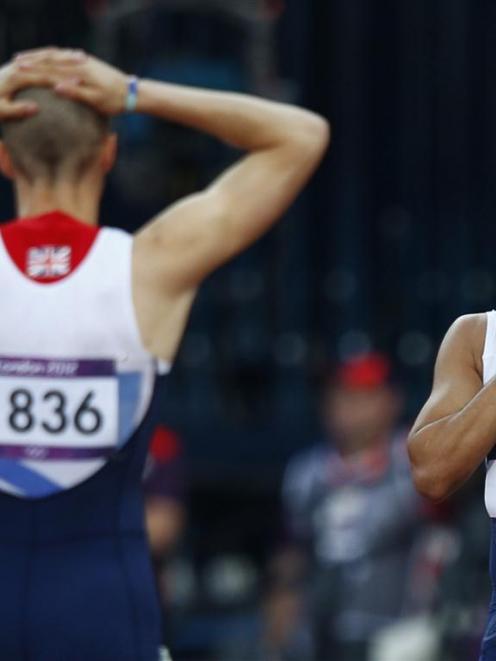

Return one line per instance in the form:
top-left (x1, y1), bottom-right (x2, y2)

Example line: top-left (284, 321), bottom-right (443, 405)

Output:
top-left (27, 245), bottom-right (72, 278)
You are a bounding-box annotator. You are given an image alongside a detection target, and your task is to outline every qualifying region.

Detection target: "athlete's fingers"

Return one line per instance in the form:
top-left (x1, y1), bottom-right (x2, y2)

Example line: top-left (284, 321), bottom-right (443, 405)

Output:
top-left (14, 46), bottom-right (59, 61)
top-left (53, 81), bottom-right (99, 106)
top-left (16, 60), bottom-right (86, 79)
top-left (0, 99), bottom-right (38, 121)
top-left (7, 55), bottom-right (126, 116)
top-left (12, 61), bottom-right (89, 94)
top-left (15, 46), bottom-right (60, 59)
top-left (15, 48), bottom-right (87, 66)
top-left (5, 70), bottom-right (63, 94)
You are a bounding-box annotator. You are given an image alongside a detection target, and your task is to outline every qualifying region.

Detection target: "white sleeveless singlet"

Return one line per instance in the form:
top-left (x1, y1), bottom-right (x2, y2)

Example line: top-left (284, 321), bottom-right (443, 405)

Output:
top-left (0, 224), bottom-right (168, 499)
top-left (482, 310), bottom-right (496, 516)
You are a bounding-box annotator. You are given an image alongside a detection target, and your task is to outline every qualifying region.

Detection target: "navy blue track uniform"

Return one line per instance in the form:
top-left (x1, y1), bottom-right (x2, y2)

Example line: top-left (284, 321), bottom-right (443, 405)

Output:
top-left (479, 311), bottom-right (496, 659)
top-left (481, 521), bottom-right (496, 660)
top-left (0, 213), bottom-right (169, 660)
top-left (0, 406), bottom-right (161, 661)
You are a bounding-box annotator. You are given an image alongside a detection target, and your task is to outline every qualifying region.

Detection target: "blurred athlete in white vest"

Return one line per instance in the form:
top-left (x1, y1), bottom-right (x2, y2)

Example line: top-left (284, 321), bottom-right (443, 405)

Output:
top-left (409, 313), bottom-right (496, 661)
top-left (0, 48), bottom-right (329, 661)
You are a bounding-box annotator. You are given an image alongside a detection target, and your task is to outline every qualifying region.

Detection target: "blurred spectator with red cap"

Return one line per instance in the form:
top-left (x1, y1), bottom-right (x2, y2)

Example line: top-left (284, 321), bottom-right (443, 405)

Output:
top-left (144, 424), bottom-right (187, 567)
top-left (143, 424), bottom-right (188, 652)
top-left (280, 352), bottom-right (425, 661)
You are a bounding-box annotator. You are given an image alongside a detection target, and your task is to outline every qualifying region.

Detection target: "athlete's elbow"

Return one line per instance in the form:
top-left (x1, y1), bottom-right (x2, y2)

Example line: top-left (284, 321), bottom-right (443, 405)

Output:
top-left (408, 437), bottom-right (452, 502)
top-left (306, 113), bottom-right (331, 148)
top-left (290, 112), bottom-right (331, 158)
top-left (409, 456), bottom-right (458, 502)
top-left (411, 467), bottom-right (452, 503)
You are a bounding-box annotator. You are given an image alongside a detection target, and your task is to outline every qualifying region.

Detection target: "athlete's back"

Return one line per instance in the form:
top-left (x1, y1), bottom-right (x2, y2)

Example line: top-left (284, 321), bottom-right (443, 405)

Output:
top-left (0, 211), bottom-right (163, 659)
top-left (0, 48), bottom-right (329, 660)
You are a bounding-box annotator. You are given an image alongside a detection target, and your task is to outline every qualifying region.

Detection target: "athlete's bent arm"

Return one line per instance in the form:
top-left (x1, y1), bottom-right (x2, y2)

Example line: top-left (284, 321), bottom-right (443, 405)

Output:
top-left (408, 314), bottom-right (496, 501)
top-left (16, 49), bottom-right (329, 284)
top-left (16, 49), bottom-right (330, 358)
top-left (129, 82), bottom-right (329, 356)
top-left (133, 79), bottom-right (330, 289)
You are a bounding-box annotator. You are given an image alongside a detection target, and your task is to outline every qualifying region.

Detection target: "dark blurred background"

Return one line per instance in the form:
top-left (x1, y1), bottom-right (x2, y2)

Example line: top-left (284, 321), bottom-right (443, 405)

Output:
top-left (1, 1), bottom-right (495, 659)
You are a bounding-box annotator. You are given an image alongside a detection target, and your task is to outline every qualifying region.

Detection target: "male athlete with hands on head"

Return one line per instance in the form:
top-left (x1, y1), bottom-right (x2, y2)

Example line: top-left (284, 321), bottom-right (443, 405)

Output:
top-left (0, 48), bottom-right (329, 661)
top-left (409, 311), bottom-right (496, 660)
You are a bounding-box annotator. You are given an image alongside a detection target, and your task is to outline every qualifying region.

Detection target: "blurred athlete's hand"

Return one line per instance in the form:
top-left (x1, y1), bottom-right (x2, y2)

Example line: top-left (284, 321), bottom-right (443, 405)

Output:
top-left (14, 48), bottom-right (128, 116)
top-left (0, 56), bottom-right (63, 120)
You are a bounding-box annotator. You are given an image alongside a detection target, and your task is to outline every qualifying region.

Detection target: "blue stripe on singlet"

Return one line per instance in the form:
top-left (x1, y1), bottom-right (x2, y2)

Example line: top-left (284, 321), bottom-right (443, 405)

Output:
top-left (0, 373), bottom-right (143, 497)
top-left (117, 373), bottom-right (141, 448)
top-left (0, 458), bottom-right (58, 497)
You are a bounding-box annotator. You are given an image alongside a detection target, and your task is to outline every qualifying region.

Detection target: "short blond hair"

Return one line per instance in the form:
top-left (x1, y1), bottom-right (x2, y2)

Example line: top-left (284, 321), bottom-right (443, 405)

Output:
top-left (1, 87), bottom-right (110, 183)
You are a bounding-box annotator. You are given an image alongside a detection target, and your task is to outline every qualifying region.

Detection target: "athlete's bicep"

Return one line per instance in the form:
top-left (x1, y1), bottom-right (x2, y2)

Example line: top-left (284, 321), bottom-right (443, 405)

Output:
top-left (410, 314), bottom-right (486, 436)
top-left (134, 186), bottom-right (227, 291)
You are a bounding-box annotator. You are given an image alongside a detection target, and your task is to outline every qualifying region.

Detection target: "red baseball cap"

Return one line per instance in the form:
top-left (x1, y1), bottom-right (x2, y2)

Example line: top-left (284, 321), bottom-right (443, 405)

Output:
top-left (334, 352), bottom-right (392, 390)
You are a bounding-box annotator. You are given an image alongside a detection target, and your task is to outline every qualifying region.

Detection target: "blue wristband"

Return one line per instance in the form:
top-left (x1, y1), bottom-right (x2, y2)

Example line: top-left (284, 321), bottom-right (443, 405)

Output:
top-left (125, 76), bottom-right (139, 113)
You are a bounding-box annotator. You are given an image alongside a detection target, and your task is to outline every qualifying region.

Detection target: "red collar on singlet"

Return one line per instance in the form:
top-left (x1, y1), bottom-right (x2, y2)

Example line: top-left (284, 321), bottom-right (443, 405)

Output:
top-left (0, 211), bottom-right (100, 284)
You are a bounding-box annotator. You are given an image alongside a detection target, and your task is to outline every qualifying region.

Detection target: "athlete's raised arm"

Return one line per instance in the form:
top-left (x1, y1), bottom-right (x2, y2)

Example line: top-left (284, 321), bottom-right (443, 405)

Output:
top-left (16, 49), bottom-right (329, 282)
top-left (407, 313), bottom-right (496, 501)
top-left (16, 48), bottom-right (329, 359)
top-left (132, 80), bottom-right (329, 288)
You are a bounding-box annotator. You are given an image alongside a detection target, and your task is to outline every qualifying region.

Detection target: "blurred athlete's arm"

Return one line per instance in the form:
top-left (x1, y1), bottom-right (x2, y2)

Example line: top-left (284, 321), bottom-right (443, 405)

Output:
top-left (408, 314), bottom-right (495, 501)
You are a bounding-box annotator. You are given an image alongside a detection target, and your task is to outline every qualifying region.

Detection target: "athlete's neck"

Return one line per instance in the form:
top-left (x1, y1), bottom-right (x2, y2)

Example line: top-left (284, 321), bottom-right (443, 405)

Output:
top-left (14, 175), bottom-right (102, 226)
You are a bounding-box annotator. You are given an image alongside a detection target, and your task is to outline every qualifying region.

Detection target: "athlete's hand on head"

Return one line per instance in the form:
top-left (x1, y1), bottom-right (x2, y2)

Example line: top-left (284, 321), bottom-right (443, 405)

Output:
top-left (15, 47), bottom-right (129, 116)
top-left (0, 52), bottom-right (67, 121)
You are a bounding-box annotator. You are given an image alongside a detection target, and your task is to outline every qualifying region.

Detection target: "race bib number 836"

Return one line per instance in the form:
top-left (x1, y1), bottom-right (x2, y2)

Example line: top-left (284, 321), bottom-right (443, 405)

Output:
top-left (0, 357), bottom-right (118, 450)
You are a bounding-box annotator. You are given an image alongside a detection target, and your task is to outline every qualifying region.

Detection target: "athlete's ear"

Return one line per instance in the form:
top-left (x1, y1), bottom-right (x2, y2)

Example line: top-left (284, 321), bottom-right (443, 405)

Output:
top-left (0, 142), bottom-right (15, 181)
top-left (100, 133), bottom-right (118, 174)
